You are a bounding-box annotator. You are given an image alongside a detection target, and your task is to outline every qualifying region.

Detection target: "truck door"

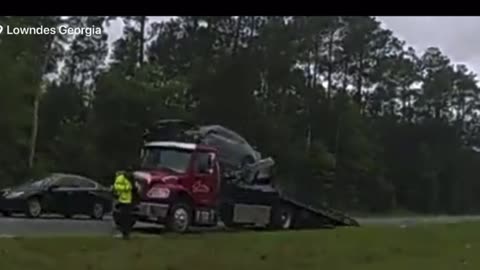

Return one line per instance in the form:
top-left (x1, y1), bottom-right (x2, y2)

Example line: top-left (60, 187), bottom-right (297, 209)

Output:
top-left (192, 151), bottom-right (218, 206)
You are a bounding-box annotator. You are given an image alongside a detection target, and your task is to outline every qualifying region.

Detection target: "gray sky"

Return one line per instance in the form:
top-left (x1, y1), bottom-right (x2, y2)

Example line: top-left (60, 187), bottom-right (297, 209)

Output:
top-left (108, 16), bottom-right (480, 77)
top-left (378, 16), bottom-right (480, 75)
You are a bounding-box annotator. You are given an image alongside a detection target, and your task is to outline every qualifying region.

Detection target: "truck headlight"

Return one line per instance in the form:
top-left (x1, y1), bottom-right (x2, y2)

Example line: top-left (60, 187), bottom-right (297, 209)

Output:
top-left (147, 187), bottom-right (170, 199)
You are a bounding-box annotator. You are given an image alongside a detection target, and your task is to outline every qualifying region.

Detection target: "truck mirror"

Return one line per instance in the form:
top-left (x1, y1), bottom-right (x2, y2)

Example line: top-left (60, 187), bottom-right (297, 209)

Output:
top-left (208, 154), bottom-right (215, 167)
top-left (207, 153), bottom-right (215, 174)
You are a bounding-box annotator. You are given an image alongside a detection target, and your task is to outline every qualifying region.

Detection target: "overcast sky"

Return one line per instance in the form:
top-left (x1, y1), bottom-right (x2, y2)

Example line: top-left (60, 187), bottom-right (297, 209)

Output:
top-left (108, 16), bottom-right (480, 77)
top-left (378, 16), bottom-right (480, 76)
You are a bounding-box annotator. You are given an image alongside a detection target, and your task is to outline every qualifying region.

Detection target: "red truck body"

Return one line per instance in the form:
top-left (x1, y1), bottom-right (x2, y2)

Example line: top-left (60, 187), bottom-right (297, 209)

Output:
top-left (134, 143), bottom-right (220, 207)
top-left (122, 141), bottom-right (224, 230)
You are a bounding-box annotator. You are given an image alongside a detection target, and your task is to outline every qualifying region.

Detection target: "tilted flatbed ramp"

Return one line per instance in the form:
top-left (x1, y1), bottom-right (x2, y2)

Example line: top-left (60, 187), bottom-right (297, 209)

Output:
top-left (224, 160), bottom-right (359, 228)
top-left (278, 192), bottom-right (360, 227)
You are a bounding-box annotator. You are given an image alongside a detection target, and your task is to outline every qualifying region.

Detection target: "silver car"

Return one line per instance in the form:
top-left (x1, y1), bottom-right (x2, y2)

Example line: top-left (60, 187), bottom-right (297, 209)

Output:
top-left (144, 120), bottom-right (262, 171)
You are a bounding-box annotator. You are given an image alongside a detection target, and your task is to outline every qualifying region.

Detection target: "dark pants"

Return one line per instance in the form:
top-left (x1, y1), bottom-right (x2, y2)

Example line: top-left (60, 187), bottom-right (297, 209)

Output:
top-left (117, 203), bottom-right (133, 239)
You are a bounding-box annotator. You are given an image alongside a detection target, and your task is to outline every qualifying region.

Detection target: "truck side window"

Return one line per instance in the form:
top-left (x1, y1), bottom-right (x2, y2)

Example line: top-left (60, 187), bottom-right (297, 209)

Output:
top-left (195, 152), bottom-right (211, 174)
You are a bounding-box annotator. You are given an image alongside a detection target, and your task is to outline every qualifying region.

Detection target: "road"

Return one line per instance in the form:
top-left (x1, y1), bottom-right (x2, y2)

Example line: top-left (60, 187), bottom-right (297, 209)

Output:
top-left (0, 215), bottom-right (116, 237)
top-left (2, 214), bottom-right (480, 237)
top-left (356, 215), bottom-right (480, 226)
top-left (0, 214), bottom-right (220, 237)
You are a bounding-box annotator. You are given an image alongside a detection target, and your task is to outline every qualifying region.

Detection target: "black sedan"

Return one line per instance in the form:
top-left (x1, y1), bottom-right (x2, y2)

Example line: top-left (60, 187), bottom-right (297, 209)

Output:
top-left (0, 173), bottom-right (113, 219)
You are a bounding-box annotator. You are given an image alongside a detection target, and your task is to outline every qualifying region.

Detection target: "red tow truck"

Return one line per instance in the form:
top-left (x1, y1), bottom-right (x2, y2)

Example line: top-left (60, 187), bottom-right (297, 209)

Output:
top-left (113, 120), bottom-right (359, 233)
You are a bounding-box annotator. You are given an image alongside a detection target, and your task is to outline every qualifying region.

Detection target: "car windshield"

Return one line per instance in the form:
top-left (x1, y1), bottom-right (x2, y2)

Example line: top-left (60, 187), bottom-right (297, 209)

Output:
top-left (140, 147), bottom-right (192, 174)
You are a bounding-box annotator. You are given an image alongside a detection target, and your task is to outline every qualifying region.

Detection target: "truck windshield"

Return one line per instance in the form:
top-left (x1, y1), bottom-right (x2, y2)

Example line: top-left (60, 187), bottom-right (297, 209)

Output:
top-left (140, 147), bottom-right (192, 174)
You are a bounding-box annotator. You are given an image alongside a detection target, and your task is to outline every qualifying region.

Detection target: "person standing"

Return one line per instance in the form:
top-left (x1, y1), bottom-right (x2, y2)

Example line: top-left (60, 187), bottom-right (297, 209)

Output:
top-left (113, 170), bottom-right (135, 239)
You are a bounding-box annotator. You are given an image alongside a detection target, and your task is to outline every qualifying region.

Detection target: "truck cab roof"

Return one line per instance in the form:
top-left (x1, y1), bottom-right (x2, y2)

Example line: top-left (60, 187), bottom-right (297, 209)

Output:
top-left (144, 141), bottom-right (217, 152)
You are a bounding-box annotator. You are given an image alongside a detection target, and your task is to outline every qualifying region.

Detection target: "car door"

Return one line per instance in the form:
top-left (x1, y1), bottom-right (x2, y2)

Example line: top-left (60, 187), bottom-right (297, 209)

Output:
top-left (71, 177), bottom-right (98, 215)
top-left (47, 176), bottom-right (78, 215)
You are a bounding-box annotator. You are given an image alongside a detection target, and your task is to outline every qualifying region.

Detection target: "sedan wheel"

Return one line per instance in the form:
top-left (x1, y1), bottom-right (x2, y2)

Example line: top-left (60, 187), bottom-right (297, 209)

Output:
top-left (91, 202), bottom-right (104, 220)
top-left (26, 198), bottom-right (42, 218)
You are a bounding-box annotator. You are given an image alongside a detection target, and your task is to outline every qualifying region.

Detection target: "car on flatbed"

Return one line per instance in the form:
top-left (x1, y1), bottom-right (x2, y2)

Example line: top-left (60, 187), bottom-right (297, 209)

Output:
top-left (144, 119), bottom-right (262, 171)
top-left (0, 173), bottom-right (112, 219)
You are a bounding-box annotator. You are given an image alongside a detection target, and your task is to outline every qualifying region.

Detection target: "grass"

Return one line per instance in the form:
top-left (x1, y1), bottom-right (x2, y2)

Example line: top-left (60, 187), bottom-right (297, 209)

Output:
top-left (1, 222), bottom-right (480, 270)
top-left (351, 208), bottom-right (420, 217)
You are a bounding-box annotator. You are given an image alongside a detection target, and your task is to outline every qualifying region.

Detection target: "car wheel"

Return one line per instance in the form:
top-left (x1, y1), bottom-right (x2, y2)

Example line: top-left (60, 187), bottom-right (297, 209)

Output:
top-left (166, 201), bottom-right (192, 233)
top-left (91, 202), bottom-right (105, 220)
top-left (1, 211), bottom-right (11, 217)
top-left (26, 197), bottom-right (42, 218)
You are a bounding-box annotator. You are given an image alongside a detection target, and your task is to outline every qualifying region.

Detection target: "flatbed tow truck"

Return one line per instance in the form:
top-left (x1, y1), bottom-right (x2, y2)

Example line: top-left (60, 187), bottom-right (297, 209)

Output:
top-left (113, 120), bottom-right (359, 233)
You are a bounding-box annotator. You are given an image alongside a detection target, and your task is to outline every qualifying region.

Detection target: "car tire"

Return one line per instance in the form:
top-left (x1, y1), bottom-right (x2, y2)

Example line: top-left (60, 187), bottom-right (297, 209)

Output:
top-left (166, 201), bottom-right (192, 234)
top-left (25, 197), bottom-right (42, 218)
top-left (1, 211), bottom-right (11, 217)
top-left (90, 202), bottom-right (105, 220)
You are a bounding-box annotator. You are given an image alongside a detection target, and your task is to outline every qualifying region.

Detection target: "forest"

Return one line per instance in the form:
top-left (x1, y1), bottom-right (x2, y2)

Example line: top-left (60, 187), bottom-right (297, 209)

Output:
top-left (2, 16), bottom-right (480, 215)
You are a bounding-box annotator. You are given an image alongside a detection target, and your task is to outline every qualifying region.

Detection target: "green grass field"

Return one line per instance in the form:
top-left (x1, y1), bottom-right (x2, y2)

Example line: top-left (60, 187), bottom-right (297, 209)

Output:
top-left (1, 222), bottom-right (480, 270)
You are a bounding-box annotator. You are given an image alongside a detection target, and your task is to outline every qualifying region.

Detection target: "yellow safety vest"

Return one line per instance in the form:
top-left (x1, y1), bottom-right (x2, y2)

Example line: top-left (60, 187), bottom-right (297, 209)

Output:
top-left (114, 174), bottom-right (133, 204)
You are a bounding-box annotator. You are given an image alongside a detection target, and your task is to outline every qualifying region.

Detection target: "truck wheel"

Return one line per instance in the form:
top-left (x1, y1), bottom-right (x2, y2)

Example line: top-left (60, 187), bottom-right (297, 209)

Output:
top-left (166, 201), bottom-right (192, 233)
top-left (270, 204), bottom-right (295, 230)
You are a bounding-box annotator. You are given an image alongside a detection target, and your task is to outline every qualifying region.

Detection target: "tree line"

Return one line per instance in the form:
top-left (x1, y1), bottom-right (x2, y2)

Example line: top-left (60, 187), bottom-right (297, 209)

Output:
top-left (2, 16), bottom-right (480, 215)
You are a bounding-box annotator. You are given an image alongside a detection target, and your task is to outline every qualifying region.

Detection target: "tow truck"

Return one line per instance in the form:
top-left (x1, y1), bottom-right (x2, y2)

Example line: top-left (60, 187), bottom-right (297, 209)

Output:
top-left (113, 120), bottom-right (359, 233)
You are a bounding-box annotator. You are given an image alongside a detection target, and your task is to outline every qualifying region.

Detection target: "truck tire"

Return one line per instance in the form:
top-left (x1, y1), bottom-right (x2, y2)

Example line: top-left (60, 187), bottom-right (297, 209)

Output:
top-left (166, 201), bottom-right (192, 233)
top-left (270, 203), bottom-right (295, 230)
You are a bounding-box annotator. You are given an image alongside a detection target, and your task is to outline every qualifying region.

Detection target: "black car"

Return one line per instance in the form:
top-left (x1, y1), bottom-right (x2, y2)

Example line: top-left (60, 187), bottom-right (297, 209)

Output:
top-left (144, 119), bottom-right (262, 171)
top-left (0, 173), bottom-right (112, 219)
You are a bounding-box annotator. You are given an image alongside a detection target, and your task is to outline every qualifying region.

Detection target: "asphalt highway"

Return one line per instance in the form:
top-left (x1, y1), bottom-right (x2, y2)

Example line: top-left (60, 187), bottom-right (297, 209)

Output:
top-left (2, 213), bottom-right (480, 237)
top-left (0, 215), bottom-right (116, 237)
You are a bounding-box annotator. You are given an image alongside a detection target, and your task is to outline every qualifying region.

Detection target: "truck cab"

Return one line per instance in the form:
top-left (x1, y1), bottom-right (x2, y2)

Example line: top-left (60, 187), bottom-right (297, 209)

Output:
top-left (128, 141), bottom-right (221, 232)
